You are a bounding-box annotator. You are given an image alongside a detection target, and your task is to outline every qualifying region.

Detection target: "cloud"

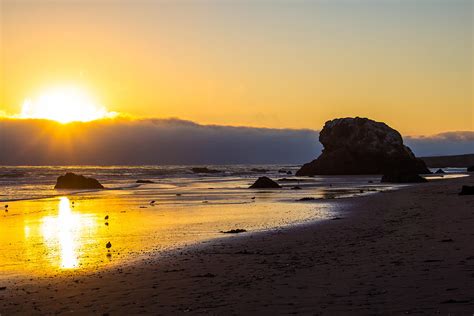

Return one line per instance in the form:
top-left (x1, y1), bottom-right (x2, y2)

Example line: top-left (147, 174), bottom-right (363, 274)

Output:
top-left (0, 118), bottom-right (472, 165)
top-left (405, 131), bottom-right (474, 157)
top-left (0, 118), bottom-right (321, 165)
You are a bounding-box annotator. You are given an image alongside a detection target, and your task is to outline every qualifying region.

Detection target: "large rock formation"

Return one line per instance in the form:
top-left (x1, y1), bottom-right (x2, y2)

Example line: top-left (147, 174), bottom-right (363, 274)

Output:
top-left (296, 117), bottom-right (430, 176)
top-left (55, 173), bottom-right (104, 189)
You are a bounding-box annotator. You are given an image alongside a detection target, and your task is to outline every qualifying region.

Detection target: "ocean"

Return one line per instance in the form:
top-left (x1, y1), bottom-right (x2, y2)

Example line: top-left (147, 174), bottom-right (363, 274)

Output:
top-left (0, 165), bottom-right (466, 277)
top-left (1, 164), bottom-right (400, 202)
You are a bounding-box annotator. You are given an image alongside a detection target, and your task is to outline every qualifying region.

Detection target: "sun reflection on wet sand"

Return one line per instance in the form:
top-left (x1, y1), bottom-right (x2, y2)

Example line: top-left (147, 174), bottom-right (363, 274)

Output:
top-left (0, 191), bottom-right (333, 277)
top-left (40, 197), bottom-right (95, 269)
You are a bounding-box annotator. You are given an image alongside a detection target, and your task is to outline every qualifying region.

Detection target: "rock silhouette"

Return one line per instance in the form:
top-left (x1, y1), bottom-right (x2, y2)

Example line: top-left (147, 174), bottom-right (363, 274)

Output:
top-left (136, 180), bottom-right (155, 184)
top-left (459, 185), bottom-right (474, 195)
top-left (221, 229), bottom-right (247, 234)
top-left (54, 173), bottom-right (104, 189)
top-left (296, 117), bottom-right (430, 176)
top-left (251, 168), bottom-right (268, 173)
top-left (191, 167), bottom-right (220, 174)
top-left (381, 172), bottom-right (428, 183)
top-left (249, 177), bottom-right (281, 189)
top-left (299, 197), bottom-right (316, 201)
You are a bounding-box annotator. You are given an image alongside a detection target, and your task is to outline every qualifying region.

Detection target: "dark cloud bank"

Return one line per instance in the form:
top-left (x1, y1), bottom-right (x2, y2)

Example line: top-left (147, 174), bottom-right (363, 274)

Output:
top-left (0, 118), bottom-right (472, 165)
top-left (405, 131), bottom-right (474, 157)
top-left (0, 118), bottom-right (319, 165)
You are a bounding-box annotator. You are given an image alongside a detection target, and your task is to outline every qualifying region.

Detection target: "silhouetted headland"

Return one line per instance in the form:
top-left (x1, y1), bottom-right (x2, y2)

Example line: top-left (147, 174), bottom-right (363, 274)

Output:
top-left (421, 153), bottom-right (474, 168)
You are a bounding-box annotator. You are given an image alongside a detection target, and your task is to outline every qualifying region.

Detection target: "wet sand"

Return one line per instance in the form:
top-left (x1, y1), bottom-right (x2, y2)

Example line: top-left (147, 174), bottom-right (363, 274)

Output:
top-left (1, 175), bottom-right (473, 314)
top-left (0, 194), bottom-right (334, 277)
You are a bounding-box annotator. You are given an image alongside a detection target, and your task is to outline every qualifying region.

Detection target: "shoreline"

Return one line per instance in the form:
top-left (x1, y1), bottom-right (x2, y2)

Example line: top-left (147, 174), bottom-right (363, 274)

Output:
top-left (1, 175), bottom-right (473, 314)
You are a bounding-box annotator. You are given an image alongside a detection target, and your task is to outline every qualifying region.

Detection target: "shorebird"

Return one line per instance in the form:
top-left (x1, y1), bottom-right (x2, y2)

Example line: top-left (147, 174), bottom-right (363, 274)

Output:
top-left (104, 215), bottom-right (109, 220)
top-left (106, 241), bottom-right (112, 249)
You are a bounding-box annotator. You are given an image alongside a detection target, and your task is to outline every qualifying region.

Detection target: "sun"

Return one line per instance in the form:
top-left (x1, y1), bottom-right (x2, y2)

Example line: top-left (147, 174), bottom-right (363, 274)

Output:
top-left (20, 86), bottom-right (115, 124)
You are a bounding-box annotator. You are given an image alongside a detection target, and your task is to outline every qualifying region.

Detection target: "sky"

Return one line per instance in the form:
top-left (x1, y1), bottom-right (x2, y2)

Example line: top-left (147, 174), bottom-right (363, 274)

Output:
top-left (1, 0), bottom-right (472, 136)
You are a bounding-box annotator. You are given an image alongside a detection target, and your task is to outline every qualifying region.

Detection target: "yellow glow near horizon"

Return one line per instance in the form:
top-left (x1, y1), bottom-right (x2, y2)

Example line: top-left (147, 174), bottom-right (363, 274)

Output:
top-left (19, 87), bottom-right (115, 124)
top-left (2, 1), bottom-right (472, 135)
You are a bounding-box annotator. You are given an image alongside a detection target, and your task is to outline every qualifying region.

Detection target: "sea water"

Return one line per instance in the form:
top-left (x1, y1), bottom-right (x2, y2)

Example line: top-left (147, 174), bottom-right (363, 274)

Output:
top-left (0, 165), bottom-right (465, 277)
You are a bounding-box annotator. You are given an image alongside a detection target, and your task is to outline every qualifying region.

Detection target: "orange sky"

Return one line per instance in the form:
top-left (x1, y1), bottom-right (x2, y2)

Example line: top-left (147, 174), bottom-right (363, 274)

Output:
top-left (1, 0), bottom-right (472, 135)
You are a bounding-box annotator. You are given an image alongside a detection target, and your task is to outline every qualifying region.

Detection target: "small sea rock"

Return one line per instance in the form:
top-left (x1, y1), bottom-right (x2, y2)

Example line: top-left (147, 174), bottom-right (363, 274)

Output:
top-left (299, 197), bottom-right (316, 201)
top-left (136, 180), bottom-right (154, 184)
top-left (222, 229), bottom-right (247, 234)
top-left (249, 177), bottom-right (281, 189)
top-left (459, 185), bottom-right (474, 195)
